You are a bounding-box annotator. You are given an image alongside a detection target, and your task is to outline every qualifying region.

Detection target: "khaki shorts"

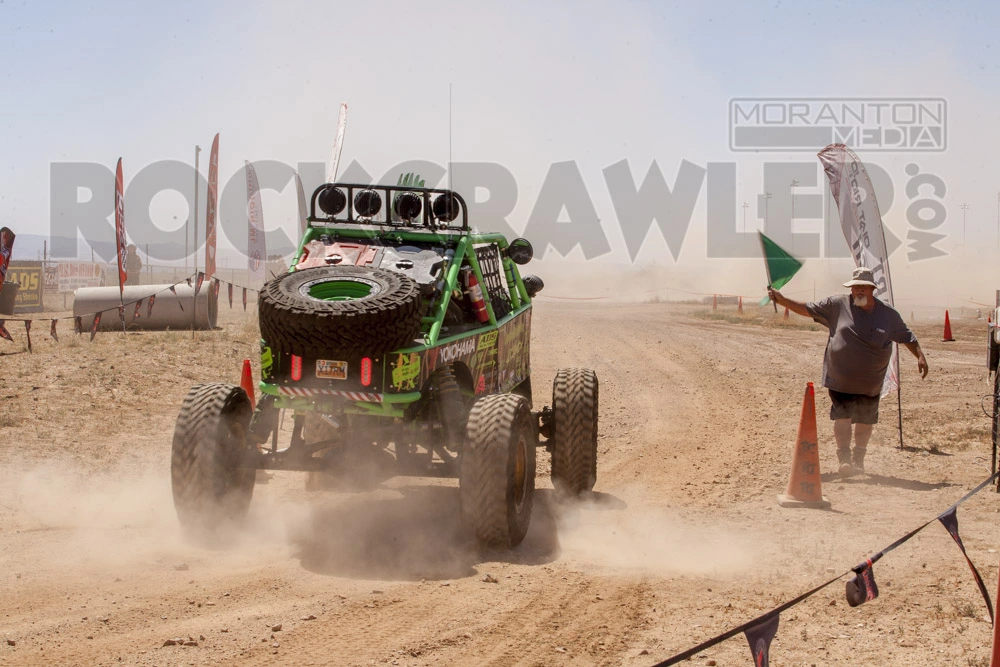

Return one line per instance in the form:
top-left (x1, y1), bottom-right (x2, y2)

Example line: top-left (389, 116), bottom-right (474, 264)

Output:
top-left (828, 389), bottom-right (880, 425)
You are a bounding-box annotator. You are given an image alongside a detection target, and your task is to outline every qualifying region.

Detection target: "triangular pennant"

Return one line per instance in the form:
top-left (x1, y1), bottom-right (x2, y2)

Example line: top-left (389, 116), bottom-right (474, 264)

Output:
top-left (212, 277), bottom-right (220, 299)
top-left (846, 560), bottom-right (880, 607)
top-left (743, 614), bottom-right (780, 667)
top-left (186, 277), bottom-right (192, 287)
top-left (134, 299), bottom-right (143, 320)
top-left (938, 508), bottom-right (994, 622)
top-left (0, 320), bottom-right (12, 343)
top-left (90, 312), bottom-right (101, 341)
top-left (228, 282), bottom-right (233, 308)
top-left (170, 285), bottom-right (184, 312)
top-left (118, 304), bottom-right (125, 326)
top-left (24, 320), bottom-right (31, 353)
top-left (147, 293), bottom-right (156, 317)
top-left (50, 319), bottom-right (58, 342)
top-left (242, 287), bottom-right (247, 311)
top-left (74, 316), bottom-right (82, 335)
top-left (195, 272), bottom-right (204, 298)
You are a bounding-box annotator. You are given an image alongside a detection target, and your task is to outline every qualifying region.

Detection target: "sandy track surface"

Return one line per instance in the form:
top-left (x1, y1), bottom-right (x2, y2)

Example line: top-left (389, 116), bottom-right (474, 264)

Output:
top-left (1, 300), bottom-right (998, 666)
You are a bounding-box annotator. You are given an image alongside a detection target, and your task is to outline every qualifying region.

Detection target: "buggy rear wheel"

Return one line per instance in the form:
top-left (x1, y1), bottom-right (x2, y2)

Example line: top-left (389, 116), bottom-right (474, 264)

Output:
top-left (171, 383), bottom-right (256, 536)
top-left (550, 368), bottom-right (599, 495)
top-left (459, 394), bottom-right (536, 548)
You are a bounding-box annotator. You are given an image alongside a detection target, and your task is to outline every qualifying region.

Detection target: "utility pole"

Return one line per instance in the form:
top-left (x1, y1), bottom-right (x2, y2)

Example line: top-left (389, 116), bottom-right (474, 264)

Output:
top-left (193, 145), bottom-right (201, 276)
top-left (960, 202), bottom-right (970, 253)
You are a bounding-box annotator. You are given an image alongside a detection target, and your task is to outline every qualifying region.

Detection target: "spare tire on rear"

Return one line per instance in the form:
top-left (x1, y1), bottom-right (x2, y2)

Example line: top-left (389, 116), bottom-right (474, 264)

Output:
top-left (258, 265), bottom-right (423, 356)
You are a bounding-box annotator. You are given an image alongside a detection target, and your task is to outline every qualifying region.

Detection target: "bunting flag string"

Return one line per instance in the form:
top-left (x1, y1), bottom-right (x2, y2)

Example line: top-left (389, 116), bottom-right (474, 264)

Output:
top-left (23, 320), bottom-right (31, 353)
top-left (89, 312), bottom-right (101, 341)
top-left (652, 471), bottom-right (1000, 667)
top-left (938, 507), bottom-right (994, 622)
top-left (0, 273), bottom-right (261, 350)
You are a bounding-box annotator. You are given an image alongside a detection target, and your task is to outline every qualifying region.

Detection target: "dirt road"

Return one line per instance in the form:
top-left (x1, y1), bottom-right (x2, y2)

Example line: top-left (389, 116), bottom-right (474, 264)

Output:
top-left (1, 300), bottom-right (998, 666)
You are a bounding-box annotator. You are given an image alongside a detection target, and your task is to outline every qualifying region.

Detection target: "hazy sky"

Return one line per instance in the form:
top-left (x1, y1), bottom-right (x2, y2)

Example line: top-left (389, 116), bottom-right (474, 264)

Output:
top-left (2, 0), bottom-right (998, 303)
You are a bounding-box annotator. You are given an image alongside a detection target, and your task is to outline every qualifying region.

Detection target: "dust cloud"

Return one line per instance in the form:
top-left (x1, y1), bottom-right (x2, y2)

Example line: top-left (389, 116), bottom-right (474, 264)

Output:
top-left (549, 488), bottom-right (761, 577)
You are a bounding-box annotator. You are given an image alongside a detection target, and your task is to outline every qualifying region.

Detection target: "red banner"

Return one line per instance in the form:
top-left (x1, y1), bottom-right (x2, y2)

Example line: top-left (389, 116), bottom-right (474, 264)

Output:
top-left (205, 133), bottom-right (219, 279)
top-left (0, 227), bottom-right (14, 291)
top-left (114, 159), bottom-right (127, 297)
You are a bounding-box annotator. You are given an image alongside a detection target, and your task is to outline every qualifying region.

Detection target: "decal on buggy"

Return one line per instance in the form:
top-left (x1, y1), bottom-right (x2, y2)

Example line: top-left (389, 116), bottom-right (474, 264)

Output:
top-left (387, 310), bottom-right (531, 394)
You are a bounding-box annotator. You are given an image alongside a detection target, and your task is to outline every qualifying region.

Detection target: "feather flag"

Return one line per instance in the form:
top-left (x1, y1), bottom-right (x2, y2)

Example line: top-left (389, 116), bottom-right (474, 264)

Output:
top-left (294, 172), bottom-right (309, 238)
top-left (205, 133), bottom-right (219, 279)
top-left (246, 161), bottom-right (266, 285)
top-left (114, 159), bottom-right (127, 313)
top-left (0, 227), bottom-right (15, 290)
top-left (818, 144), bottom-right (898, 397)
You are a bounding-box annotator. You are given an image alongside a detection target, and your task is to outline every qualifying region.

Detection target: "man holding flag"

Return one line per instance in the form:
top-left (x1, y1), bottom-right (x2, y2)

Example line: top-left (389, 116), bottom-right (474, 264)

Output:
top-left (769, 268), bottom-right (928, 477)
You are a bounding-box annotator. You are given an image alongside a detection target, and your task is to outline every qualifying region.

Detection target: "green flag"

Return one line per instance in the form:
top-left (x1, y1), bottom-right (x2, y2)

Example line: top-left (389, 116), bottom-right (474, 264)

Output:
top-left (758, 232), bottom-right (803, 305)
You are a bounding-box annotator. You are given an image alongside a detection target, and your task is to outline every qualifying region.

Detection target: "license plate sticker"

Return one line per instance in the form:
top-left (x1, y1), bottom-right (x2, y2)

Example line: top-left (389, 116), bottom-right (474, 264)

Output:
top-left (316, 359), bottom-right (348, 380)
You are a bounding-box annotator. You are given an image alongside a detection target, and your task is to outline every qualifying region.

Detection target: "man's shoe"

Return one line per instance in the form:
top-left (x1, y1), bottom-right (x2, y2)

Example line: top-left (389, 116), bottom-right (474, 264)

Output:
top-left (852, 447), bottom-right (867, 474)
top-left (838, 448), bottom-right (855, 477)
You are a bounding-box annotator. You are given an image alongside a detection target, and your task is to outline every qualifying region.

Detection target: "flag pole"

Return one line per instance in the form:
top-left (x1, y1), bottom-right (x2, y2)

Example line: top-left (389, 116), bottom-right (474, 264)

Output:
top-left (757, 231), bottom-right (778, 312)
top-left (897, 356), bottom-right (904, 449)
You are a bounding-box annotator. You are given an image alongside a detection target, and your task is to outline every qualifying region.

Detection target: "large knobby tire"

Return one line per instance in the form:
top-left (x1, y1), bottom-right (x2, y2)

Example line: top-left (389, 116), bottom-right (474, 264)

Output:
top-left (459, 394), bottom-right (536, 548)
top-left (171, 383), bottom-right (256, 536)
top-left (550, 368), bottom-right (599, 495)
top-left (258, 265), bottom-right (423, 356)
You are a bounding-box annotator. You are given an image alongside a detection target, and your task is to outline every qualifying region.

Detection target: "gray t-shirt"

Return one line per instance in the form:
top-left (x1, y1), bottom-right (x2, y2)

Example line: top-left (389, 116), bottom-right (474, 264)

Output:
top-left (806, 294), bottom-right (917, 396)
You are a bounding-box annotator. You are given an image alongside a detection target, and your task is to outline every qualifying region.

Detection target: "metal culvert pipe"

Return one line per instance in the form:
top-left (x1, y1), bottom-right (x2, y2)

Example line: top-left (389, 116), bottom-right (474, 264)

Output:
top-left (73, 284), bottom-right (218, 331)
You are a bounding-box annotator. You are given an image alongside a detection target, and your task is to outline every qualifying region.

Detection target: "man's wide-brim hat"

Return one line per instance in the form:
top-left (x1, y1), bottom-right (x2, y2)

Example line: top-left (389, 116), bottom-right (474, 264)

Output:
top-left (843, 267), bottom-right (878, 288)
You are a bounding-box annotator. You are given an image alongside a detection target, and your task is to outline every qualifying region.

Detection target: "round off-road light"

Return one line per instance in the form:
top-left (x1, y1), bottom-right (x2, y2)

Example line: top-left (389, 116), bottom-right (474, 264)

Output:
top-left (354, 189), bottom-right (382, 217)
top-left (393, 191), bottom-right (422, 221)
top-left (317, 186), bottom-right (347, 216)
top-left (432, 193), bottom-right (460, 222)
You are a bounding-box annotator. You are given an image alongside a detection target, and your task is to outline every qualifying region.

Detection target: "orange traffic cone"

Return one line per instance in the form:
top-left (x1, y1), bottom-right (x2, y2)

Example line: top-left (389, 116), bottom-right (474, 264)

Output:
top-left (777, 382), bottom-right (831, 509)
top-left (240, 358), bottom-right (256, 408)
top-left (712, 294), bottom-right (717, 310)
top-left (737, 296), bottom-right (744, 314)
top-left (783, 306), bottom-right (789, 320)
top-left (942, 310), bottom-right (955, 342)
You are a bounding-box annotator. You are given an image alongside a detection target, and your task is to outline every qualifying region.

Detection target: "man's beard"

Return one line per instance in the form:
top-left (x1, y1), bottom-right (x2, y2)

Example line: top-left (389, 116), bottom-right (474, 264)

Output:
top-left (852, 294), bottom-right (869, 308)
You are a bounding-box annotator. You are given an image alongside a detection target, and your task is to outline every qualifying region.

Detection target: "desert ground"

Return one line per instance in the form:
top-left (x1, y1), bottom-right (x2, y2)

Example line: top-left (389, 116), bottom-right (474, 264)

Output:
top-left (1, 296), bottom-right (999, 666)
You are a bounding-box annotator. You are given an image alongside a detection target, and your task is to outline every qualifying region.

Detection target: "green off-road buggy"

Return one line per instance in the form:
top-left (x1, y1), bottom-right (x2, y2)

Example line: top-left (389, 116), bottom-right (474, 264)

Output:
top-left (171, 182), bottom-right (599, 547)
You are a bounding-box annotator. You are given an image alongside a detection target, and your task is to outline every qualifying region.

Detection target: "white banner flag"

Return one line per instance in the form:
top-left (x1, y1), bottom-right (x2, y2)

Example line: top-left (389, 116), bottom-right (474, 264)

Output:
top-left (818, 143), bottom-right (898, 397)
top-left (246, 161), bottom-right (266, 285)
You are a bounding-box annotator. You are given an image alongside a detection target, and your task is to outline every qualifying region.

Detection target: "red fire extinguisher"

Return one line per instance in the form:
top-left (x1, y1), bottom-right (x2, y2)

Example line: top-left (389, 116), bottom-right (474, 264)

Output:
top-left (465, 269), bottom-right (490, 323)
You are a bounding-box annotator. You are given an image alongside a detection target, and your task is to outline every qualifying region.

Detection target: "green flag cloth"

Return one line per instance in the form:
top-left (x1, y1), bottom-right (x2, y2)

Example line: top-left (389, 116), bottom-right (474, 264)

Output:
top-left (758, 232), bottom-right (803, 305)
